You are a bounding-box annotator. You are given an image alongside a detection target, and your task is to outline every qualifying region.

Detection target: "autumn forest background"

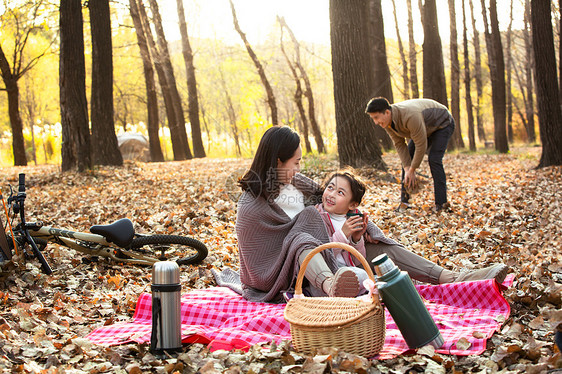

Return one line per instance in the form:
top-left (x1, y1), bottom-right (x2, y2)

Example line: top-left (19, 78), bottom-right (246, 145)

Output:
top-left (2, 0), bottom-right (562, 170)
top-left (1, 0), bottom-right (562, 373)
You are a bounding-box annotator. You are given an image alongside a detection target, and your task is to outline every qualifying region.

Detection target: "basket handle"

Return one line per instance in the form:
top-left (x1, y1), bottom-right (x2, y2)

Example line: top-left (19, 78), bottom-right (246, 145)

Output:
top-left (295, 242), bottom-right (379, 302)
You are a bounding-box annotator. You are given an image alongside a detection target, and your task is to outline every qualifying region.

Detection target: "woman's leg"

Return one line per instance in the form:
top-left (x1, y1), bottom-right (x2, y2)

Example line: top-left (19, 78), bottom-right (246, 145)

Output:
top-left (364, 242), bottom-right (444, 284)
top-left (298, 249), bottom-right (333, 290)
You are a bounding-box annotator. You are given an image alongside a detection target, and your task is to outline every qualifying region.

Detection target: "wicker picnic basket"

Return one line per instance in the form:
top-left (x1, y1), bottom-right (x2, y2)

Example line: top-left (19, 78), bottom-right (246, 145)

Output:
top-left (284, 242), bottom-right (385, 357)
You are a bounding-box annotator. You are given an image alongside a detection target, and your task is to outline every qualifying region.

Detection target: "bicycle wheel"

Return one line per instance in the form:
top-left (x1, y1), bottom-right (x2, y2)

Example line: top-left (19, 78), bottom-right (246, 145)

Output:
top-left (129, 235), bottom-right (208, 265)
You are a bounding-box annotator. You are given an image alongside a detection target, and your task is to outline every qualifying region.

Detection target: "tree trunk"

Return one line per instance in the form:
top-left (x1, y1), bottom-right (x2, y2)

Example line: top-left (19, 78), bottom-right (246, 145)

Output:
top-left (558, 0), bottom-right (562, 106)
top-left (448, 0), bottom-right (464, 150)
top-left (128, 0), bottom-right (164, 162)
top-left (524, 0), bottom-right (536, 143)
top-left (198, 103), bottom-right (211, 153)
top-left (301, 70), bottom-right (325, 153)
top-left (0, 1), bottom-right (49, 166)
top-left (137, 0), bottom-right (181, 160)
top-left (293, 82), bottom-right (312, 154)
top-left (329, 0), bottom-right (386, 170)
top-left (422, 0), bottom-right (448, 106)
top-left (113, 85), bottom-right (128, 132)
top-left (482, 0), bottom-right (509, 153)
top-left (407, 0), bottom-right (419, 99)
top-left (216, 61), bottom-right (241, 157)
top-left (176, 0), bottom-right (205, 158)
top-left (148, 0), bottom-right (192, 160)
top-left (278, 16), bottom-right (325, 153)
top-left (27, 103), bottom-right (37, 165)
top-left (469, 0), bottom-right (486, 143)
top-left (506, 0), bottom-right (514, 143)
top-left (229, 0), bottom-right (278, 126)
top-left (489, 0), bottom-right (509, 153)
top-left (390, 0), bottom-right (409, 100)
top-left (89, 0), bottom-right (123, 166)
top-left (224, 96), bottom-right (241, 157)
top-left (513, 98), bottom-right (529, 139)
top-left (278, 22), bottom-right (311, 153)
top-left (59, 0), bottom-right (91, 172)
top-left (21, 82), bottom-right (37, 164)
top-left (462, 0), bottom-right (476, 151)
top-left (366, 0), bottom-right (394, 151)
top-left (531, 0), bottom-right (562, 167)
top-left (0, 46), bottom-right (27, 166)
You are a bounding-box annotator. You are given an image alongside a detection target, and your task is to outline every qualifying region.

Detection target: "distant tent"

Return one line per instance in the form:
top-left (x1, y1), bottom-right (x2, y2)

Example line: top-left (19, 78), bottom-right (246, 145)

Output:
top-left (117, 133), bottom-right (150, 162)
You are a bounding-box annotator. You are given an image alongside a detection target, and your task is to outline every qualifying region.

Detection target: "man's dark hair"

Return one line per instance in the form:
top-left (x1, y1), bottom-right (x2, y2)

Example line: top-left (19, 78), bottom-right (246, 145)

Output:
top-left (365, 97), bottom-right (391, 114)
top-left (323, 167), bottom-right (367, 205)
top-left (238, 126), bottom-right (300, 198)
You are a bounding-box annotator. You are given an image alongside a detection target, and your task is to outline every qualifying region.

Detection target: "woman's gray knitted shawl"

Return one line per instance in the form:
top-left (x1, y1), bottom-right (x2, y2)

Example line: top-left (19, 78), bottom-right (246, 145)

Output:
top-left (235, 173), bottom-right (339, 303)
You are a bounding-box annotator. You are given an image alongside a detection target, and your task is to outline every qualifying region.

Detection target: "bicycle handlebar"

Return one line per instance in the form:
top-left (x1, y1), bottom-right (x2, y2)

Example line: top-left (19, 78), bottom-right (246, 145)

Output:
top-left (18, 173), bottom-right (25, 194)
top-left (13, 173), bottom-right (53, 275)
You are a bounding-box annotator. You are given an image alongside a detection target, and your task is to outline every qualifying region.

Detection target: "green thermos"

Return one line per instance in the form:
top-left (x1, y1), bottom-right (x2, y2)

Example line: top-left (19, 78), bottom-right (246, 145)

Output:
top-left (373, 254), bottom-right (444, 349)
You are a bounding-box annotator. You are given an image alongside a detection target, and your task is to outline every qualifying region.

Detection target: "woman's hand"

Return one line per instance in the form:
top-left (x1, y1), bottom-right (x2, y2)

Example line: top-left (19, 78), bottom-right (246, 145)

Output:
top-left (365, 232), bottom-right (380, 244)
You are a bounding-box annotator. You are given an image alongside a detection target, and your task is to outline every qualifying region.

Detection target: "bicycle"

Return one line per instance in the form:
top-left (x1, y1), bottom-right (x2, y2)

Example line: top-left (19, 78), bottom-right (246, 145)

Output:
top-left (0, 173), bottom-right (208, 275)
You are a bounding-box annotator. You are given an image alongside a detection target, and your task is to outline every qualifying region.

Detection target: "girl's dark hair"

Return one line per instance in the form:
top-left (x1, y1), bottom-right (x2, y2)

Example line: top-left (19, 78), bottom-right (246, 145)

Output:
top-left (238, 126), bottom-right (301, 198)
top-left (323, 167), bottom-right (367, 204)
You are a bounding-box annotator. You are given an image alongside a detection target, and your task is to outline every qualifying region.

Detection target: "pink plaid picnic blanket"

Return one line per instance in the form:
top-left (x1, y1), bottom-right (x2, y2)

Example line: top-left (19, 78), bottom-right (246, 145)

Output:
top-left (86, 274), bottom-right (514, 359)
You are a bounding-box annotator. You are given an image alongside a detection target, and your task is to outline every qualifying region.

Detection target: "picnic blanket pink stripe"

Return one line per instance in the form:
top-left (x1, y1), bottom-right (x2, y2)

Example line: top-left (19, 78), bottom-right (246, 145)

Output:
top-left (86, 274), bottom-right (513, 359)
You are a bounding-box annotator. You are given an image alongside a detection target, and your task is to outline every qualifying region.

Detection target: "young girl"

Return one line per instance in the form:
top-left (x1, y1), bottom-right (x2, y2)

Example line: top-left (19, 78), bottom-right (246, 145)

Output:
top-left (316, 169), bottom-right (382, 293)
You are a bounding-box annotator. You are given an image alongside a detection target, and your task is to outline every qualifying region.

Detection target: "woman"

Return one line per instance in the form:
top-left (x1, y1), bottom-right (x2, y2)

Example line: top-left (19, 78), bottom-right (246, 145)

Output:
top-left (236, 126), bottom-right (360, 302)
top-left (234, 126), bottom-right (508, 303)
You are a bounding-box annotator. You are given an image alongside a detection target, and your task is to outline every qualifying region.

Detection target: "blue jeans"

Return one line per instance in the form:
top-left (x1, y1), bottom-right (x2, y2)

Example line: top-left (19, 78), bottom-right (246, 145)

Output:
top-left (401, 119), bottom-right (455, 205)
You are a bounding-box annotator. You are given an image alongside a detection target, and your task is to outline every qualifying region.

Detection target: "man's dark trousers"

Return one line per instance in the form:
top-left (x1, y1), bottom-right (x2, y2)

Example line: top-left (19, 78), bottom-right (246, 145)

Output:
top-left (401, 119), bottom-right (455, 205)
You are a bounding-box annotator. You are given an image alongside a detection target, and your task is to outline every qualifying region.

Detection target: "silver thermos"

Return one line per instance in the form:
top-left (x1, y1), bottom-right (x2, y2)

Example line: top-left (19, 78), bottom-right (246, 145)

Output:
top-left (150, 260), bottom-right (182, 353)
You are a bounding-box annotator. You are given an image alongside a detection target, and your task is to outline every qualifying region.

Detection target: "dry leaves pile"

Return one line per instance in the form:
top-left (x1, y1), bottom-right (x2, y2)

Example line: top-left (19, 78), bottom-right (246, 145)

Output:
top-left (0, 148), bottom-right (560, 373)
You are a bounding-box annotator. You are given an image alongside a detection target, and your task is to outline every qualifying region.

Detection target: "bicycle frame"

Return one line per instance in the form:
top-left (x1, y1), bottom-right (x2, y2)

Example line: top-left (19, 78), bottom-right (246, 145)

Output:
top-left (27, 225), bottom-right (161, 266)
top-left (5, 173), bottom-right (208, 272)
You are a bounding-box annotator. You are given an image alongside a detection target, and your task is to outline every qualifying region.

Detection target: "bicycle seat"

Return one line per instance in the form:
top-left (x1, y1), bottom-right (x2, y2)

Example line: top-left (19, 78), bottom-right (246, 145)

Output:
top-left (90, 218), bottom-right (135, 248)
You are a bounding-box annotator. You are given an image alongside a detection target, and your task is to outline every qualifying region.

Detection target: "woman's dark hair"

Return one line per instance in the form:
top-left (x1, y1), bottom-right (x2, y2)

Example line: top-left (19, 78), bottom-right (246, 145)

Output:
top-left (365, 97), bottom-right (391, 114)
top-left (238, 126), bottom-right (301, 198)
top-left (323, 167), bottom-right (367, 205)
